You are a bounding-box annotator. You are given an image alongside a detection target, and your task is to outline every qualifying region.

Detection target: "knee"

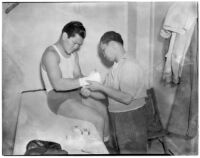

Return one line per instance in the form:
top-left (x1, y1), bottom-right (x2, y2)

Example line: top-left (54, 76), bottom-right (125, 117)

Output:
top-left (65, 99), bottom-right (78, 105)
top-left (58, 99), bottom-right (77, 114)
top-left (63, 99), bottom-right (78, 108)
top-left (93, 113), bottom-right (105, 126)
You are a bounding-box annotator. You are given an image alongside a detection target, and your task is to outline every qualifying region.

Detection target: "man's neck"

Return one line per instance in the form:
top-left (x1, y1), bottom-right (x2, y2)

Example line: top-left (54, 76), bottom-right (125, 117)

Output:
top-left (55, 41), bottom-right (71, 58)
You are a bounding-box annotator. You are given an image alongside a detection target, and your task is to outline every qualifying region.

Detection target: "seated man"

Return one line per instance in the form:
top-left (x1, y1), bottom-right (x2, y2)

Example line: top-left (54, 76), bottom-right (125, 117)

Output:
top-left (40, 21), bottom-right (109, 141)
top-left (84, 31), bottom-right (148, 154)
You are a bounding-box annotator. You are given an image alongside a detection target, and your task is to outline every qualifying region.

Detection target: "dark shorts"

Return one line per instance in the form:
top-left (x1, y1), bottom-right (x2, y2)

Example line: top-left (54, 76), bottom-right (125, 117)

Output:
top-left (110, 106), bottom-right (147, 154)
top-left (47, 89), bottom-right (82, 114)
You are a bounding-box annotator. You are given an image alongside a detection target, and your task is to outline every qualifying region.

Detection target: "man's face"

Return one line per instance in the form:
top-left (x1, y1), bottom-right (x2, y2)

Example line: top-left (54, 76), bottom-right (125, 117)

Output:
top-left (100, 42), bottom-right (116, 62)
top-left (63, 33), bottom-right (84, 54)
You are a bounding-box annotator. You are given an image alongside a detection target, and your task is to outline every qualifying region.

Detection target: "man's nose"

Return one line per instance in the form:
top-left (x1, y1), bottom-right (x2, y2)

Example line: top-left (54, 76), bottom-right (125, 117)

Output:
top-left (73, 44), bottom-right (79, 50)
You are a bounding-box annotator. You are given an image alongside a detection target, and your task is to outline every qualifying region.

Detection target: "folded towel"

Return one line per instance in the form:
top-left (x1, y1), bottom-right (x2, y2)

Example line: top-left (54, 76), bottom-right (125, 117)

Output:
top-left (161, 2), bottom-right (197, 37)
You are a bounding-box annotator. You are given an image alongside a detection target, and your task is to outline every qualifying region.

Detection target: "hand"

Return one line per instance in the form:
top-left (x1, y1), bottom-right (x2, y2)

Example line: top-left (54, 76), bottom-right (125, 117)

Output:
top-left (79, 77), bottom-right (89, 87)
top-left (85, 81), bottom-right (104, 91)
top-left (80, 87), bottom-right (91, 97)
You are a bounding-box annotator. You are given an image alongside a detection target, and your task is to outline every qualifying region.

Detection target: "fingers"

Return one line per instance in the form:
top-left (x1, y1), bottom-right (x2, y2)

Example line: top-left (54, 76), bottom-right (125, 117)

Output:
top-left (81, 87), bottom-right (89, 93)
top-left (86, 80), bottom-right (95, 84)
top-left (84, 85), bottom-right (90, 89)
top-left (85, 85), bottom-right (94, 90)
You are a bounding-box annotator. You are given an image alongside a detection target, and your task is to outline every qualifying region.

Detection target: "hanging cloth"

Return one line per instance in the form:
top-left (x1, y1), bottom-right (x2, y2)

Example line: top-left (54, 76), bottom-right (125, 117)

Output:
top-left (160, 2), bottom-right (197, 84)
top-left (167, 23), bottom-right (198, 138)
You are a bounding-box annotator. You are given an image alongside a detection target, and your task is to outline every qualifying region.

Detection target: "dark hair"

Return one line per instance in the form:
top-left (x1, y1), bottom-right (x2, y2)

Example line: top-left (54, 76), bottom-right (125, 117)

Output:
top-left (62, 21), bottom-right (86, 39)
top-left (100, 31), bottom-right (123, 45)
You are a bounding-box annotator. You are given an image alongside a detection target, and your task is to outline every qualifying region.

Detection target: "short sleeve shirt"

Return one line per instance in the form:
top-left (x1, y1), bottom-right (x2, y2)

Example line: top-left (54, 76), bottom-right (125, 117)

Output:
top-left (104, 54), bottom-right (147, 113)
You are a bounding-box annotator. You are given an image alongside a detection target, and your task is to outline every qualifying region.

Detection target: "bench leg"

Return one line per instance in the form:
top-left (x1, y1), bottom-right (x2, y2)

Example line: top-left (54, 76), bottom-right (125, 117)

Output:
top-left (158, 137), bottom-right (171, 155)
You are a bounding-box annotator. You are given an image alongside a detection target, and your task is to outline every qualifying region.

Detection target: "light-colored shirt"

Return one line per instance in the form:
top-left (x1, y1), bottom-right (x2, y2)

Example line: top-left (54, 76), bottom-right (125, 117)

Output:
top-left (41, 45), bottom-right (75, 92)
top-left (104, 53), bottom-right (147, 113)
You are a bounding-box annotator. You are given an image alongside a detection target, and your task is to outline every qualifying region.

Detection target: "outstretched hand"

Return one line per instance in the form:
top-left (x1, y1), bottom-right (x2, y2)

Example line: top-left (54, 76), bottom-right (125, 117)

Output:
top-left (85, 81), bottom-right (104, 91)
top-left (80, 87), bottom-right (91, 98)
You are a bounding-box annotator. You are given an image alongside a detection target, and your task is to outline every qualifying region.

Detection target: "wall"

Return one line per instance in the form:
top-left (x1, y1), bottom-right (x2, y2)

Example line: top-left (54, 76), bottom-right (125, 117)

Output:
top-left (127, 2), bottom-right (177, 127)
top-left (152, 2), bottom-right (176, 127)
top-left (151, 2), bottom-right (198, 154)
top-left (127, 2), bottom-right (153, 89)
top-left (127, 2), bottom-right (137, 58)
top-left (2, 2), bottom-right (128, 154)
top-left (135, 2), bottom-right (152, 88)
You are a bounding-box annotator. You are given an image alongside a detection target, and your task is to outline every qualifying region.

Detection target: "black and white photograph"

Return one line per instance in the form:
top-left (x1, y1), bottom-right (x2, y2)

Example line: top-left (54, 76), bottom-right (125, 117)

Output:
top-left (2, 1), bottom-right (198, 155)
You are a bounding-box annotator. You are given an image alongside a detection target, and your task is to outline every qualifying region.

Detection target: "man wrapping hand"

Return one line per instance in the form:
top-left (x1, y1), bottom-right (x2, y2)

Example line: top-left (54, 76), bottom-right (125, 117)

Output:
top-left (82, 31), bottom-right (147, 154)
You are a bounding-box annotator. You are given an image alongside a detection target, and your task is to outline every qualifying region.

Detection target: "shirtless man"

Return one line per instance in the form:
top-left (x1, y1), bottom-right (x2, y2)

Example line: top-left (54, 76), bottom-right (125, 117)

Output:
top-left (40, 21), bottom-right (109, 141)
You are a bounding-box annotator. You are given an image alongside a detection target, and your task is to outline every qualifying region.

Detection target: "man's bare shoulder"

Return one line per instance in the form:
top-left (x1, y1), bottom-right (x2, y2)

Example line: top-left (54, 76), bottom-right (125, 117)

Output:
top-left (42, 46), bottom-right (59, 61)
top-left (41, 46), bottom-right (60, 67)
top-left (43, 46), bottom-right (58, 56)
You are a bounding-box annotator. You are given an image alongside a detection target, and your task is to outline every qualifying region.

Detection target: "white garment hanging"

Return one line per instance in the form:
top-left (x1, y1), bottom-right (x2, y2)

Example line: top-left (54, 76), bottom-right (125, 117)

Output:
top-left (160, 2), bottom-right (197, 84)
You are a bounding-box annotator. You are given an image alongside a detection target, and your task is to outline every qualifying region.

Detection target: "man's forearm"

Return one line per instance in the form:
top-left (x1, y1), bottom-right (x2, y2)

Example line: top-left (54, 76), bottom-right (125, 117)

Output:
top-left (89, 91), bottom-right (106, 100)
top-left (53, 78), bottom-right (81, 91)
top-left (101, 86), bottom-right (133, 105)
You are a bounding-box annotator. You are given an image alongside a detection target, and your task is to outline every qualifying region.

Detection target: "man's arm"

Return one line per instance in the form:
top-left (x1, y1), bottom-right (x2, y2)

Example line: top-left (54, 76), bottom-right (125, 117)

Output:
top-left (80, 87), bottom-right (106, 100)
top-left (103, 61), bottom-right (140, 104)
top-left (42, 49), bottom-right (81, 91)
top-left (90, 91), bottom-right (107, 100)
top-left (86, 61), bottom-right (138, 105)
top-left (99, 85), bottom-right (133, 105)
top-left (86, 81), bottom-right (133, 105)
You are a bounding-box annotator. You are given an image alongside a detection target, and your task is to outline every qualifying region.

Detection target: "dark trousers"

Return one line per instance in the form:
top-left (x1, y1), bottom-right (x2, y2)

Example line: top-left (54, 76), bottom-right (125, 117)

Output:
top-left (47, 89), bottom-right (82, 114)
top-left (110, 106), bottom-right (147, 154)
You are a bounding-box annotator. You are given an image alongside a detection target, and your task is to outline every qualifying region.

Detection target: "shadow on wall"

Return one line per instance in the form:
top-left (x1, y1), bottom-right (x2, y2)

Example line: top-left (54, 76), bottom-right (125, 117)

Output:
top-left (97, 42), bottom-right (113, 68)
top-left (2, 51), bottom-right (24, 155)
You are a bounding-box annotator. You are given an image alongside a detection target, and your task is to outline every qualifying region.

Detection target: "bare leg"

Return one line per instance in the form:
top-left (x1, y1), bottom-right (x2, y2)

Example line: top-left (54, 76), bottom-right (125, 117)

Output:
top-left (82, 97), bottom-right (110, 141)
top-left (57, 99), bottom-right (104, 140)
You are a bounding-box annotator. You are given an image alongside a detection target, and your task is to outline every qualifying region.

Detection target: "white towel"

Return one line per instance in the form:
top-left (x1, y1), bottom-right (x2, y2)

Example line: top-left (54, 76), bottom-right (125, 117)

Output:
top-left (161, 2), bottom-right (197, 84)
top-left (160, 2), bottom-right (197, 37)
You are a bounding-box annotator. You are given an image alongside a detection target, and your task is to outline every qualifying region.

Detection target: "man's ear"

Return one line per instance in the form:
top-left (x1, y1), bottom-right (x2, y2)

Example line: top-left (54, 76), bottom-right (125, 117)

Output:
top-left (62, 32), bottom-right (68, 40)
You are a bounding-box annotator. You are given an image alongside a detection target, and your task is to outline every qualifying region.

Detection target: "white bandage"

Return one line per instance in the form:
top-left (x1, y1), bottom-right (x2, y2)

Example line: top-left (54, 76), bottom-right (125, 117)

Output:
top-left (79, 71), bottom-right (102, 87)
top-left (86, 71), bottom-right (102, 83)
top-left (79, 77), bottom-right (89, 87)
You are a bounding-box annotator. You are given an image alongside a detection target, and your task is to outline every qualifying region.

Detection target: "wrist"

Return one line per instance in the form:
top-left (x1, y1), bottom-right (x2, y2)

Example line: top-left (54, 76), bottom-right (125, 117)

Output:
top-left (79, 78), bottom-right (84, 87)
top-left (79, 77), bottom-right (88, 87)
